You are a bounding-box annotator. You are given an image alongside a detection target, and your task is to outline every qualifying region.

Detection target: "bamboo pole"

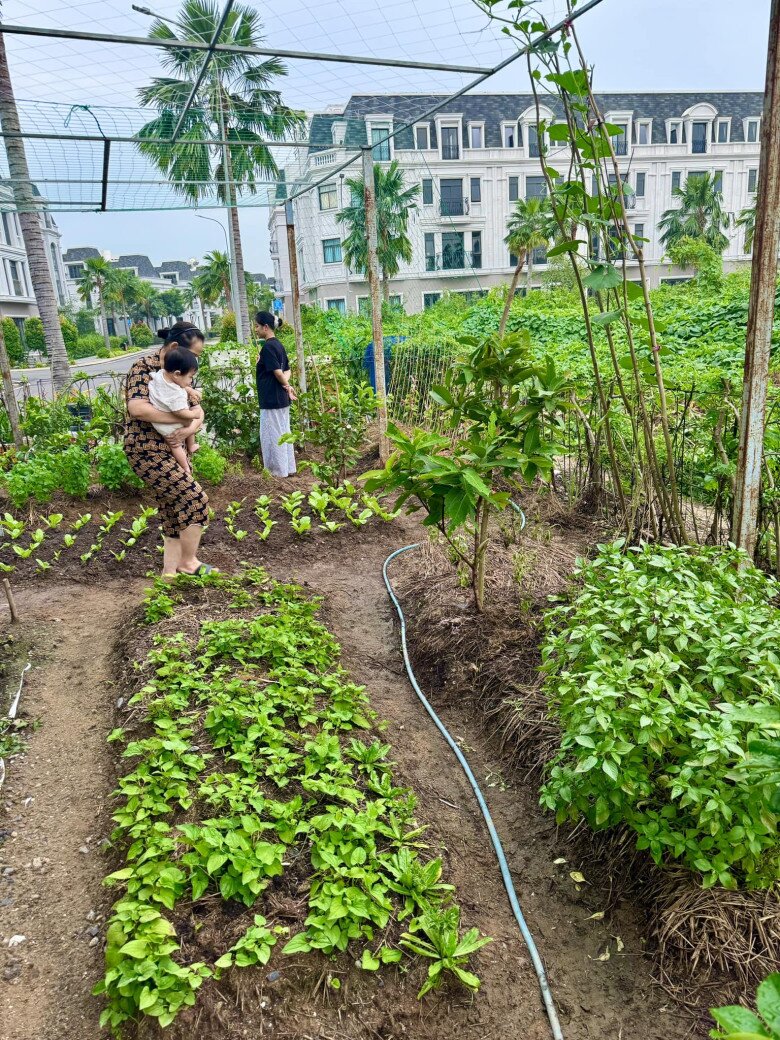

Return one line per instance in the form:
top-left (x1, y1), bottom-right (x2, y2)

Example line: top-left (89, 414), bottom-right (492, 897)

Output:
top-left (361, 146), bottom-right (389, 462)
top-left (733, 0), bottom-right (780, 557)
top-left (284, 201), bottom-right (306, 395)
top-left (0, 315), bottom-right (23, 449)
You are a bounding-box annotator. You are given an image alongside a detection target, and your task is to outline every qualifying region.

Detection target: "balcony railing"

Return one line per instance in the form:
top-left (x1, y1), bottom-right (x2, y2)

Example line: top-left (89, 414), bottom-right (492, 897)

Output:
top-left (442, 144), bottom-right (460, 160)
top-left (312, 151), bottom-right (337, 167)
top-left (425, 250), bottom-right (482, 272)
top-left (269, 239), bottom-right (279, 254)
top-left (440, 197), bottom-right (469, 217)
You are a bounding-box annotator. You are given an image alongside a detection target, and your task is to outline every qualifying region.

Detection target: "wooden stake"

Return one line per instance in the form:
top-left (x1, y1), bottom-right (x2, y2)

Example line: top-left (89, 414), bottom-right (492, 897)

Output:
top-left (361, 146), bottom-right (389, 462)
top-left (285, 201), bottom-right (307, 396)
top-left (0, 313), bottom-right (23, 449)
top-left (3, 578), bottom-right (19, 623)
top-left (733, 0), bottom-right (780, 556)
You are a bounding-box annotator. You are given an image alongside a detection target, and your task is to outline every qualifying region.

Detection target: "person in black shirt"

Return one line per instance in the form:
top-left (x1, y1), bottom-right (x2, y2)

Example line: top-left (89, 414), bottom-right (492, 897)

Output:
top-left (255, 310), bottom-right (298, 477)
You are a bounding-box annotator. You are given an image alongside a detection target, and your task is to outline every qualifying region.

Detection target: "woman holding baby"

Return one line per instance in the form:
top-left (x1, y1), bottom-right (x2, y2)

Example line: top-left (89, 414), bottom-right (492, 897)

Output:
top-left (123, 321), bottom-right (217, 578)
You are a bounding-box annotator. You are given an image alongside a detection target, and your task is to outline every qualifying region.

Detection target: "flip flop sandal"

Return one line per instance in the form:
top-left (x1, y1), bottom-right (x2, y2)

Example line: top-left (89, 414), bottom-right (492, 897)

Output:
top-left (177, 563), bottom-right (219, 576)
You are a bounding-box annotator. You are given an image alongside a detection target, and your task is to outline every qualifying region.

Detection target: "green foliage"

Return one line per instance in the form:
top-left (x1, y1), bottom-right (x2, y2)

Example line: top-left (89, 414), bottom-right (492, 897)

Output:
top-left (75, 309), bottom-right (98, 336)
top-left (1, 318), bottom-right (23, 366)
top-left (710, 973), bottom-right (780, 1038)
top-left (23, 317), bottom-right (45, 354)
top-left (667, 236), bottom-right (723, 287)
top-left (289, 370), bottom-right (377, 482)
top-left (94, 443), bottom-right (144, 493)
top-left (659, 172), bottom-right (730, 253)
top-left (97, 569), bottom-right (485, 1033)
top-left (130, 322), bottom-right (155, 347)
top-left (218, 310), bottom-right (237, 344)
top-left (74, 332), bottom-right (110, 359)
top-left (198, 342), bottom-right (258, 457)
top-left (191, 443), bottom-right (228, 486)
top-left (541, 542), bottom-right (780, 889)
top-left (59, 315), bottom-right (79, 352)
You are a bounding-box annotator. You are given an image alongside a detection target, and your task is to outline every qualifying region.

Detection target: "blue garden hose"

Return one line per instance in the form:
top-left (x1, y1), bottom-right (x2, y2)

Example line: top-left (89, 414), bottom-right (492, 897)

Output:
top-left (382, 532), bottom-right (564, 1040)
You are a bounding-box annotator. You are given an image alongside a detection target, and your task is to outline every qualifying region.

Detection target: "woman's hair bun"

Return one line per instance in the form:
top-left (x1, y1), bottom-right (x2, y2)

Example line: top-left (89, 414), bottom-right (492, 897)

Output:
top-left (275, 317), bottom-right (284, 329)
top-left (157, 327), bottom-right (170, 340)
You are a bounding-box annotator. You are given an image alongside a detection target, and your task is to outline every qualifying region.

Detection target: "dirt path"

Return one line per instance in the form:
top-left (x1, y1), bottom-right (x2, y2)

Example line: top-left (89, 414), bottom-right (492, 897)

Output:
top-left (285, 519), bottom-right (688, 1040)
top-left (0, 582), bottom-right (141, 1040)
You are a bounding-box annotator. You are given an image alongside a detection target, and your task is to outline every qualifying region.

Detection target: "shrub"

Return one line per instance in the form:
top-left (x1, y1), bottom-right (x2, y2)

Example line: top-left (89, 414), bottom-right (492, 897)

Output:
top-left (94, 442), bottom-right (143, 492)
top-left (130, 322), bottom-right (155, 347)
top-left (75, 310), bottom-right (97, 336)
top-left (23, 317), bottom-right (45, 354)
top-left (1, 318), bottom-right (23, 366)
top-left (4, 454), bottom-right (59, 507)
top-left (54, 445), bottom-right (92, 497)
top-left (198, 343), bottom-right (258, 457)
top-left (218, 311), bottom-right (237, 344)
top-left (60, 316), bottom-right (79, 353)
top-left (540, 542), bottom-right (780, 889)
top-left (72, 333), bottom-right (110, 360)
top-left (109, 336), bottom-right (124, 352)
top-left (191, 443), bottom-right (228, 485)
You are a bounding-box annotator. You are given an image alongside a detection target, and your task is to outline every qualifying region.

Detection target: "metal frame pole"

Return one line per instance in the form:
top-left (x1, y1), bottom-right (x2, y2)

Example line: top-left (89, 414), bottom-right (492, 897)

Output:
top-left (285, 201), bottom-right (306, 395)
top-left (362, 146), bottom-right (388, 462)
top-left (733, 0), bottom-right (780, 556)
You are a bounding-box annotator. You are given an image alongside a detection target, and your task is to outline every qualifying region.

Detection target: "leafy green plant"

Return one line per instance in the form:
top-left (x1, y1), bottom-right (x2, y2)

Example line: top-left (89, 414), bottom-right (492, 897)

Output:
top-left (121, 507), bottom-right (158, 548)
top-left (400, 906), bottom-right (491, 998)
top-left (94, 443), bottom-right (144, 493)
top-left (709, 973), bottom-right (780, 1038)
top-left (541, 542), bottom-right (780, 888)
top-left (192, 444), bottom-right (228, 486)
top-left (291, 514), bottom-right (312, 536)
top-left (215, 915), bottom-right (283, 969)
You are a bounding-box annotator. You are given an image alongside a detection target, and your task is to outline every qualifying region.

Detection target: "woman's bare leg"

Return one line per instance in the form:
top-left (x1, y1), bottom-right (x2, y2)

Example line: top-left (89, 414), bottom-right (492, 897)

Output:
top-left (177, 524), bottom-right (204, 574)
top-left (162, 535), bottom-right (182, 577)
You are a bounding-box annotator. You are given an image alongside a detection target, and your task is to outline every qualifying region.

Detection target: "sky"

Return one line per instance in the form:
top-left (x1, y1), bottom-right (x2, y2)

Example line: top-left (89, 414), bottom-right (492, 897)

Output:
top-left (0, 0), bottom-right (772, 273)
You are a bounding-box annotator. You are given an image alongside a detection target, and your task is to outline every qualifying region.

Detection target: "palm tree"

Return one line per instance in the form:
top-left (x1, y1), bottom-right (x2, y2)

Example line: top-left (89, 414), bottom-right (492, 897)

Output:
top-left (159, 287), bottom-right (186, 322)
top-left (0, 32), bottom-right (70, 390)
top-left (133, 281), bottom-right (163, 329)
top-left (500, 196), bottom-right (554, 336)
top-left (137, 0), bottom-right (305, 342)
top-left (183, 282), bottom-right (208, 330)
top-left (246, 273), bottom-right (273, 313)
top-left (659, 172), bottom-right (730, 253)
top-left (77, 257), bottom-right (113, 353)
top-left (736, 201), bottom-right (756, 253)
top-left (105, 269), bottom-right (140, 345)
top-left (336, 161), bottom-right (420, 300)
top-left (195, 250), bottom-right (232, 308)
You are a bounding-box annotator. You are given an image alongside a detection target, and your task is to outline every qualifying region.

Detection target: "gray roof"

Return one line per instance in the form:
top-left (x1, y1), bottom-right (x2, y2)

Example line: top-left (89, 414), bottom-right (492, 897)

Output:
top-left (157, 260), bottom-right (194, 282)
top-left (309, 91), bottom-right (764, 151)
top-left (113, 254), bottom-right (158, 278)
top-left (63, 246), bottom-right (101, 263)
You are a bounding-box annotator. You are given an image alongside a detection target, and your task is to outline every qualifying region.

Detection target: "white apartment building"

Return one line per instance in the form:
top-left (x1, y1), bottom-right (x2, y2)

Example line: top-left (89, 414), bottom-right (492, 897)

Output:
top-left (269, 92), bottom-right (764, 315)
top-left (0, 183), bottom-right (69, 339)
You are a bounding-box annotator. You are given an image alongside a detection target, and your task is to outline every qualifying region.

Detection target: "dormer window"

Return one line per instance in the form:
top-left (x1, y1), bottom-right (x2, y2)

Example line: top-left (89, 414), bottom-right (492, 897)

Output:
top-left (440, 125), bottom-right (460, 160)
top-left (503, 122), bottom-right (518, 148)
top-left (369, 122), bottom-right (392, 161)
top-left (715, 118), bottom-right (730, 143)
top-left (414, 124), bottom-right (430, 150)
top-left (468, 122), bottom-right (484, 149)
top-left (528, 124), bottom-right (541, 157)
top-left (746, 118), bottom-right (760, 143)
top-left (668, 119), bottom-right (683, 145)
top-left (691, 121), bottom-right (708, 153)
top-left (610, 122), bottom-right (629, 156)
top-left (636, 119), bottom-right (652, 145)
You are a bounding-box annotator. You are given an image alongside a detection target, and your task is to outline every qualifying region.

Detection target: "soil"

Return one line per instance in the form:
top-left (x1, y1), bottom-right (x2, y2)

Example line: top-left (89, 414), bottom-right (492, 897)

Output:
top-left (0, 475), bottom-right (688, 1040)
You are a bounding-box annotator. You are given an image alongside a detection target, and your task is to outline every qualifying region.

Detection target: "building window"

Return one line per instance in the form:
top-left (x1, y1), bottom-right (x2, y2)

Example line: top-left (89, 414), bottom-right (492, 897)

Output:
top-left (50, 242), bottom-right (65, 305)
top-left (440, 178), bottom-right (464, 216)
top-left (748, 168), bottom-right (758, 193)
top-left (415, 124), bottom-right (430, 150)
top-left (371, 126), bottom-right (391, 161)
top-left (423, 292), bottom-right (441, 309)
top-left (442, 231), bottom-right (465, 270)
top-left (528, 124), bottom-right (541, 158)
top-left (357, 296), bottom-right (370, 315)
top-left (672, 171), bottom-right (682, 192)
top-left (67, 264), bottom-right (83, 280)
top-left (8, 260), bottom-right (24, 296)
top-left (526, 174), bottom-right (547, 199)
top-left (322, 238), bottom-right (342, 264)
top-left (326, 298), bottom-right (346, 314)
top-left (636, 171), bottom-right (646, 197)
top-left (471, 231), bottom-right (482, 269)
top-left (715, 119), bottom-right (730, 143)
top-left (441, 126), bottom-right (460, 160)
top-left (691, 121), bottom-right (708, 154)
top-left (746, 118), bottom-right (760, 143)
top-left (389, 294), bottom-right (402, 307)
top-left (318, 183), bottom-right (338, 211)
top-left (714, 170), bottom-right (723, 193)
top-left (508, 176), bottom-right (519, 202)
top-left (503, 122), bottom-right (517, 148)
top-left (469, 123), bottom-right (484, 149)
top-left (531, 245), bottom-right (547, 266)
top-left (470, 177), bottom-right (481, 204)
top-left (1, 211), bottom-right (13, 246)
top-left (424, 232), bottom-right (437, 272)
top-left (636, 120), bottom-right (652, 145)
top-left (422, 178), bottom-right (433, 205)
top-left (633, 223), bottom-right (645, 245)
top-left (668, 120), bottom-right (682, 145)
top-left (611, 122), bottom-right (628, 156)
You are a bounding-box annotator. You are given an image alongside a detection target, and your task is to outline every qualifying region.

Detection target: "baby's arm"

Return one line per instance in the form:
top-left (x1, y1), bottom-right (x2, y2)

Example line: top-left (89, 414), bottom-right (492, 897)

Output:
top-left (166, 405), bottom-right (200, 421)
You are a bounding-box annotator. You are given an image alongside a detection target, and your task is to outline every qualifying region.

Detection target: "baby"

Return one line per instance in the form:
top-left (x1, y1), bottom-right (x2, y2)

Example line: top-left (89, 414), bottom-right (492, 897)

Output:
top-left (148, 347), bottom-right (202, 475)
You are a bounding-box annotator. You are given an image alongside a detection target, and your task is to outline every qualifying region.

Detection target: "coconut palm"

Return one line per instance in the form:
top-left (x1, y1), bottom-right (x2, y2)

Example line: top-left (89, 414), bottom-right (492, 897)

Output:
top-left (736, 201), bottom-right (757, 253)
top-left (194, 250), bottom-right (232, 308)
top-left (105, 268), bottom-right (140, 344)
top-left (0, 33), bottom-right (70, 390)
top-left (137, 0), bottom-right (305, 342)
top-left (133, 281), bottom-right (163, 329)
top-left (659, 172), bottom-right (730, 253)
top-left (77, 257), bottom-right (113, 353)
top-left (246, 273), bottom-right (273, 313)
top-left (182, 282), bottom-right (208, 330)
top-left (500, 195), bottom-right (555, 336)
top-left (336, 161), bottom-right (420, 300)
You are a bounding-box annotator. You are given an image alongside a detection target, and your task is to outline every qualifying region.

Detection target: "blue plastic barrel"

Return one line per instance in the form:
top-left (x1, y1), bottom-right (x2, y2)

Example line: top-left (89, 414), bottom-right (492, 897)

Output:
top-left (363, 336), bottom-right (404, 391)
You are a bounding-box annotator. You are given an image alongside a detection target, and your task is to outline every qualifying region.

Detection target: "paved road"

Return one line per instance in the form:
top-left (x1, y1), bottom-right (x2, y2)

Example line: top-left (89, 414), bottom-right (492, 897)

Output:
top-left (11, 348), bottom-right (153, 399)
